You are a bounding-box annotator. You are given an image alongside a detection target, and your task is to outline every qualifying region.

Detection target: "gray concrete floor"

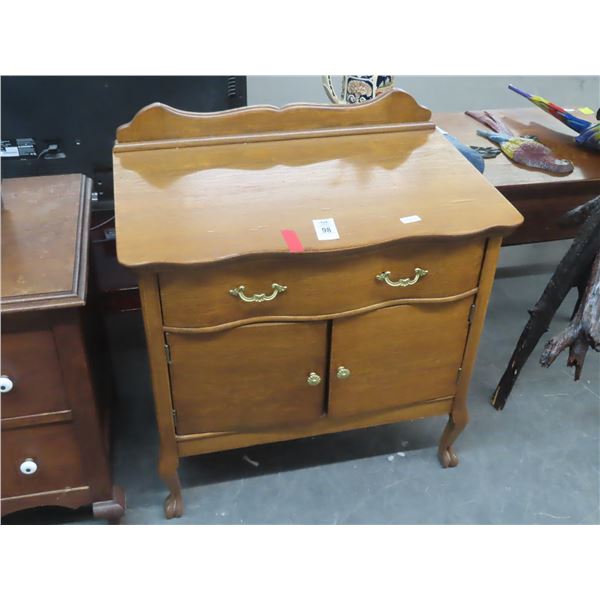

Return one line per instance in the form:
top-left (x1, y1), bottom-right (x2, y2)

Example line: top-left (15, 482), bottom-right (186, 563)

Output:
top-left (4, 261), bottom-right (599, 525)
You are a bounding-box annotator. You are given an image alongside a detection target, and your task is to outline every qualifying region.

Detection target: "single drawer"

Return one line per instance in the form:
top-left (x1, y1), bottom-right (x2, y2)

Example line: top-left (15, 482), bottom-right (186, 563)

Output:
top-left (1, 329), bottom-right (69, 420)
top-left (160, 238), bottom-right (485, 328)
top-left (1, 422), bottom-right (86, 499)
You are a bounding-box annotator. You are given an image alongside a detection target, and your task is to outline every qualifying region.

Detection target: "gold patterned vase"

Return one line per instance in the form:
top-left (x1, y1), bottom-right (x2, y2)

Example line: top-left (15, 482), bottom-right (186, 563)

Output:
top-left (322, 75), bottom-right (394, 104)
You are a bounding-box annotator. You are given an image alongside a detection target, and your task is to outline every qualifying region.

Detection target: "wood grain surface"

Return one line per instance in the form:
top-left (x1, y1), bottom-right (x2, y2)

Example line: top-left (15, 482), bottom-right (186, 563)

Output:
top-left (116, 90), bottom-right (524, 517)
top-left (168, 322), bottom-right (328, 435)
top-left (114, 94), bottom-right (522, 268)
top-left (175, 397), bottom-right (454, 457)
top-left (1, 422), bottom-right (86, 499)
top-left (1, 174), bottom-right (92, 313)
top-left (115, 88), bottom-right (432, 143)
top-left (1, 174), bottom-right (124, 522)
top-left (434, 108), bottom-right (599, 245)
top-left (329, 297), bottom-right (473, 418)
top-left (1, 327), bottom-right (69, 419)
top-left (159, 239), bottom-right (484, 328)
top-left (434, 107), bottom-right (598, 187)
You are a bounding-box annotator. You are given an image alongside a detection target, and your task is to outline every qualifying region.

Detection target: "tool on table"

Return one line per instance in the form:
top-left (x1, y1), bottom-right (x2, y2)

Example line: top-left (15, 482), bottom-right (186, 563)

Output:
top-left (469, 146), bottom-right (501, 159)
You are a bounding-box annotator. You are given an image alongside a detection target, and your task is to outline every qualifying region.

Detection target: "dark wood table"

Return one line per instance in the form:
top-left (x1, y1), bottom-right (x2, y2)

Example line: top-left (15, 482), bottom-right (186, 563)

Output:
top-left (434, 107), bottom-right (600, 245)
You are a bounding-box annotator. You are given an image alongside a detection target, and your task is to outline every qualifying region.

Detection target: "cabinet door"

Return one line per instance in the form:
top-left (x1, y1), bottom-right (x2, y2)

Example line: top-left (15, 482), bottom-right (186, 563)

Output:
top-left (167, 322), bottom-right (328, 435)
top-left (328, 298), bottom-right (473, 418)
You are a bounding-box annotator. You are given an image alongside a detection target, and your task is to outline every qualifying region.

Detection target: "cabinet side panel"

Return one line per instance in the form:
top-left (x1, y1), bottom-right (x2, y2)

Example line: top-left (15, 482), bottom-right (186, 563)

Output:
top-left (453, 236), bottom-right (502, 419)
top-left (51, 309), bottom-right (113, 500)
top-left (137, 272), bottom-right (179, 459)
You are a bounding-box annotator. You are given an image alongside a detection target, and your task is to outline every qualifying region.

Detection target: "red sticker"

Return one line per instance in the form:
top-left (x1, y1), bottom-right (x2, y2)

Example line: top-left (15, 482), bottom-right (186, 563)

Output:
top-left (281, 229), bottom-right (304, 253)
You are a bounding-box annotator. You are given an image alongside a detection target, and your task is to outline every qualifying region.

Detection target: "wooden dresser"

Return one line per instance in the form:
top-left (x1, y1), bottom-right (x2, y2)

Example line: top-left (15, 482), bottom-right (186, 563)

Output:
top-left (1, 174), bottom-right (125, 523)
top-left (113, 90), bottom-right (523, 518)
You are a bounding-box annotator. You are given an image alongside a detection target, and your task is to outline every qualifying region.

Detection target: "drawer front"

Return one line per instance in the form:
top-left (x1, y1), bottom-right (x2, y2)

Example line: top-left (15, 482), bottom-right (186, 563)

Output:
top-left (1, 422), bottom-right (86, 499)
top-left (328, 297), bottom-right (473, 418)
top-left (168, 322), bottom-right (328, 435)
top-left (160, 238), bottom-right (484, 328)
top-left (1, 329), bottom-right (69, 420)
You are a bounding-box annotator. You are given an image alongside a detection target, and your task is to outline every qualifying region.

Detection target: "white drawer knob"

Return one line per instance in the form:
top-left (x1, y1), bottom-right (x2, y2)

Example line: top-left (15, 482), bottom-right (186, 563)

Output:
top-left (0, 375), bottom-right (13, 393)
top-left (20, 459), bottom-right (38, 475)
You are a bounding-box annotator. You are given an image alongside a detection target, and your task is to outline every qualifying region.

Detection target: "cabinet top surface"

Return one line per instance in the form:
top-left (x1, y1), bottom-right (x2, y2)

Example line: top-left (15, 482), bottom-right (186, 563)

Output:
top-left (113, 91), bottom-right (523, 268)
top-left (1, 174), bottom-right (91, 313)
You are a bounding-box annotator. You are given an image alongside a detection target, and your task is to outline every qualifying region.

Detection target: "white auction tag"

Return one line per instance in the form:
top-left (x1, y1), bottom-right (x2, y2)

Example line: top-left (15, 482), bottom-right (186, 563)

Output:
top-left (400, 215), bottom-right (422, 224)
top-left (312, 218), bottom-right (340, 240)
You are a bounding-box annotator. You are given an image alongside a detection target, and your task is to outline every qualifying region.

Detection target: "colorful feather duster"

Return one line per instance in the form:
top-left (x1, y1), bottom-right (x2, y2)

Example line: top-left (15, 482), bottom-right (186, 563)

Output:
top-left (465, 110), bottom-right (574, 174)
top-left (508, 84), bottom-right (600, 152)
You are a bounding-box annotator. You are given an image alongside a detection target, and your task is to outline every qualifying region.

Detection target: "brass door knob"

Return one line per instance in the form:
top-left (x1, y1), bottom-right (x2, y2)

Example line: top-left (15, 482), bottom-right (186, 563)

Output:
top-left (336, 366), bottom-right (351, 379)
top-left (307, 372), bottom-right (322, 386)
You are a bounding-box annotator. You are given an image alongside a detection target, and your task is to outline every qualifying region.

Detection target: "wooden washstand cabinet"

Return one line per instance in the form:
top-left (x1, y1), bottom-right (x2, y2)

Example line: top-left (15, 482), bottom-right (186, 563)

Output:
top-left (113, 90), bottom-right (523, 518)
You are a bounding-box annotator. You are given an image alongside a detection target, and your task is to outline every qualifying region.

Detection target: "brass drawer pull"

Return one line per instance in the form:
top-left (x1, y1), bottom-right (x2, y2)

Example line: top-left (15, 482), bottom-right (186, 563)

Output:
top-left (375, 267), bottom-right (428, 287)
top-left (229, 283), bottom-right (287, 303)
top-left (336, 366), bottom-right (351, 379)
top-left (307, 372), bottom-right (322, 386)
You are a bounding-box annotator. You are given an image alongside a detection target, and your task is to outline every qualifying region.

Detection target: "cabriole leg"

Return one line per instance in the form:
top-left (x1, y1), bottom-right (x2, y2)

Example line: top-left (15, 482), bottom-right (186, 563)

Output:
top-left (159, 454), bottom-right (184, 519)
top-left (437, 411), bottom-right (468, 468)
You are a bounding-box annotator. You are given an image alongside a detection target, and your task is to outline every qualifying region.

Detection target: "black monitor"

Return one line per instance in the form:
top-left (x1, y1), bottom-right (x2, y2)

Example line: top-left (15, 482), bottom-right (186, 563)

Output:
top-left (1, 76), bottom-right (246, 202)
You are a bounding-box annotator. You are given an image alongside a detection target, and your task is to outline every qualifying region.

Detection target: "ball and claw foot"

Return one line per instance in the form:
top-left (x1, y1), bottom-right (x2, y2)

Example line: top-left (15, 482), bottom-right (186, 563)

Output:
top-left (438, 446), bottom-right (459, 468)
top-left (164, 492), bottom-right (184, 519)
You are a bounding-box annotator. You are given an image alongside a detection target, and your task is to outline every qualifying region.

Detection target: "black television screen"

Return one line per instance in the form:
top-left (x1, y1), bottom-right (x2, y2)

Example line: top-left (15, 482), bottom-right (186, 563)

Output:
top-left (1, 75), bottom-right (246, 201)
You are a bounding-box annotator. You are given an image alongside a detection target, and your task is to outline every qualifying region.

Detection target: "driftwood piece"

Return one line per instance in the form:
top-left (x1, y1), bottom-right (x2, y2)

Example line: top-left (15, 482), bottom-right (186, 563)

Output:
top-left (565, 197), bottom-right (600, 318)
top-left (491, 199), bottom-right (600, 410)
top-left (540, 250), bottom-right (600, 379)
top-left (557, 195), bottom-right (600, 228)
